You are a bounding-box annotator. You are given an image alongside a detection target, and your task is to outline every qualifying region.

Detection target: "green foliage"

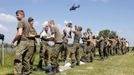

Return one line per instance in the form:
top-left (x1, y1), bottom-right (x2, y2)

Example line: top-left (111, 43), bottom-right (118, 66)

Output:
top-left (99, 29), bottom-right (117, 39)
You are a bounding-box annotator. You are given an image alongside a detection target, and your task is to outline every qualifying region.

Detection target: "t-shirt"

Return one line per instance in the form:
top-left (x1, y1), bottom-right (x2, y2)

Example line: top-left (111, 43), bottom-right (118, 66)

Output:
top-left (17, 19), bottom-right (29, 41)
top-left (50, 25), bottom-right (63, 43)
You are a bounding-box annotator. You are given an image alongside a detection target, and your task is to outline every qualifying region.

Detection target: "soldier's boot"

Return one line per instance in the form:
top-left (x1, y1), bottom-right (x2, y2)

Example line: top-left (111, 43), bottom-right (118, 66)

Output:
top-left (51, 64), bottom-right (59, 74)
top-left (56, 64), bottom-right (60, 73)
top-left (90, 53), bottom-right (93, 62)
top-left (71, 60), bottom-right (76, 68)
top-left (76, 61), bottom-right (80, 66)
top-left (50, 64), bottom-right (56, 75)
top-left (37, 59), bottom-right (43, 70)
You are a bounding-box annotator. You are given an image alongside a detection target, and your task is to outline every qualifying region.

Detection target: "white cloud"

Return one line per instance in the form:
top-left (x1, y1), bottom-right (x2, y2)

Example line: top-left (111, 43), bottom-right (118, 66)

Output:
top-left (0, 13), bottom-right (17, 23)
top-left (0, 8), bottom-right (6, 12)
top-left (0, 13), bottom-right (17, 43)
top-left (0, 24), bottom-right (8, 33)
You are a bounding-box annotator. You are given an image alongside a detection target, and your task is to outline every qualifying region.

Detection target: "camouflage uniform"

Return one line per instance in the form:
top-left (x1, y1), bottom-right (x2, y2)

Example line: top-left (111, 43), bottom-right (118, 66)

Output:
top-left (86, 40), bottom-right (94, 62)
top-left (38, 34), bottom-right (50, 69)
top-left (61, 28), bottom-right (70, 62)
top-left (121, 39), bottom-right (127, 54)
top-left (81, 32), bottom-right (94, 63)
top-left (98, 37), bottom-right (105, 60)
top-left (103, 39), bottom-right (109, 57)
top-left (50, 25), bottom-right (63, 73)
top-left (27, 25), bottom-right (37, 72)
top-left (116, 39), bottom-right (121, 55)
top-left (70, 30), bottom-right (82, 67)
top-left (14, 19), bottom-right (30, 75)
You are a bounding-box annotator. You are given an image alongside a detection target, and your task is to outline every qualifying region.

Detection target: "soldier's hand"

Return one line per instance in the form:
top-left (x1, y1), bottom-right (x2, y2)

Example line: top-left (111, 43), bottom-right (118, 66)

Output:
top-left (35, 35), bottom-right (40, 38)
top-left (11, 43), bottom-right (16, 48)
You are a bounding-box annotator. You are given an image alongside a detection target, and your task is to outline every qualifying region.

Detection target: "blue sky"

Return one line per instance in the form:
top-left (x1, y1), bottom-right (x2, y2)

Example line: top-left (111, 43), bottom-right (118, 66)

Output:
top-left (0, 0), bottom-right (134, 46)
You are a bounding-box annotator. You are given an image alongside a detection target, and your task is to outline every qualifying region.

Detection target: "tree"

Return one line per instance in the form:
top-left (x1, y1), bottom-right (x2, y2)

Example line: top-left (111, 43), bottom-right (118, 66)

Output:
top-left (98, 29), bottom-right (117, 39)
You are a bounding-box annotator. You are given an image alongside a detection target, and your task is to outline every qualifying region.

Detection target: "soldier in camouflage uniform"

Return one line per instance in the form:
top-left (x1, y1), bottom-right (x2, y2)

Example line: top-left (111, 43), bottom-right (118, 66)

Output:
top-left (103, 38), bottom-right (109, 58)
top-left (98, 36), bottom-right (105, 60)
top-left (38, 22), bottom-right (50, 70)
top-left (48, 20), bottom-right (64, 73)
top-left (70, 26), bottom-right (82, 67)
top-left (27, 17), bottom-right (37, 72)
top-left (121, 38), bottom-right (127, 54)
top-left (12, 10), bottom-right (30, 75)
top-left (109, 37), bottom-right (117, 55)
top-left (62, 22), bottom-right (72, 63)
top-left (117, 38), bottom-right (122, 55)
top-left (81, 28), bottom-right (94, 63)
top-left (81, 32), bottom-right (88, 62)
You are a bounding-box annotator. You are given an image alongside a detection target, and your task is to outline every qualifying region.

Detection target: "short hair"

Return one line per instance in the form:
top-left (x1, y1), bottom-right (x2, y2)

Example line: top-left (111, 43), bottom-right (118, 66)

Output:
top-left (49, 20), bottom-right (55, 25)
top-left (16, 10), bottom-right (25, 17)
top-left (28, 17), bottom-right (34, 22)
top-left (78, 26), bottom-right (82, 31)
top-left (93, 36), bottom-right (96, 39)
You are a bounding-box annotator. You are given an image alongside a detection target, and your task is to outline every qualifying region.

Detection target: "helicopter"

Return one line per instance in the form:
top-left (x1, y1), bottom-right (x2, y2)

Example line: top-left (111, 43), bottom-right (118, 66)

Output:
top-left (69, 4), bottom-right (80, 11)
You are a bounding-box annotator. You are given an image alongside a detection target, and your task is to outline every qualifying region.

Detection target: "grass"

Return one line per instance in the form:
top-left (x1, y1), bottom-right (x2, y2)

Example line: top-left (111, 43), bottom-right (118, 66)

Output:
top-left (0, 47), bottom-right (134, 75)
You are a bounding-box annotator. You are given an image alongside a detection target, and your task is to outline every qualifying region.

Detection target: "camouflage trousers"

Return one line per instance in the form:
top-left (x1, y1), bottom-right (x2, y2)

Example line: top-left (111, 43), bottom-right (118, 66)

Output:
top-left (70, 43), bottom-right (80, 67)
top-left (110, 46), bottom-right (116, 55)
top-left (38, 41), bottom-right (50, 69)
top-left (50, 42), bottom-right (64, 72)
top-left (14, 41), bottom-right (31, 75)
top-left (99, 45), bottom-right (105, 60)
top-left (81, 42), bottom-right (94, 63)
top-left (58, 42), bottom-right (68, 62)
top-left (27, 45), bottom-right (36, 72)
top-left (121, 45), bottom-right (127, 55)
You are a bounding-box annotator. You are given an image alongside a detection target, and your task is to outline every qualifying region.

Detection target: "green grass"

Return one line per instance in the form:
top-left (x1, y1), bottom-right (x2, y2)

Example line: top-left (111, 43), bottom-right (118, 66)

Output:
top-left (66, 53), bottom-right (134, 75)
top-left (0, 47), bottom-right (134, 75)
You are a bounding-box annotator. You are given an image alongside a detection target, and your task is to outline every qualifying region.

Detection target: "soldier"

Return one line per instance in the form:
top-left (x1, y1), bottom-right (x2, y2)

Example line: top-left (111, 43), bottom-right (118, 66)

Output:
top-left (81, 32), bottom-right (88, 62)
top-left (12, 10), bottom-right (30, 75)
top-left (126, 40), bottom-right (129, 53)
top-left (81, 28), bottom-right (94, 63)
top-left (98, 36), bottom-right (105, 60)
top-left (123, 38), bottom-right (127, 54)
top-left (92, 36), bottom-right (97, 57)
top-left (27, 17), bottom-right (37, 72)
top-left (70, 25), bottom-right (82, 67)
top-left (105, 37), bottom-right (111, 56)
top-left (121, 38), bottom-right (125, 54)
top-left (82, 32), bottom-right (88, 52)
top-left (62, 22), bottom-right (72, 64)
top-left (48, 20), bottom-right (64, 73)
top-left (103, 37), bottom-right (109, 58)
top-left (116, 38), bottom-right (121, 55)
top-left (38, 22), bottom-right (50, 70)
top-left (109, 37), bottom-right (117, 55)
top-left (86, 32), bottom-right (94, 62)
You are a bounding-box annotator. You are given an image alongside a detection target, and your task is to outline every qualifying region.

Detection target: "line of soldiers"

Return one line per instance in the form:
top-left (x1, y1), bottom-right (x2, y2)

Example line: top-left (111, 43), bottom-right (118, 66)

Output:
top-left (12, 10), bottom-right (129, 75)
top-left (81, 30), bottom-right (129, 62)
